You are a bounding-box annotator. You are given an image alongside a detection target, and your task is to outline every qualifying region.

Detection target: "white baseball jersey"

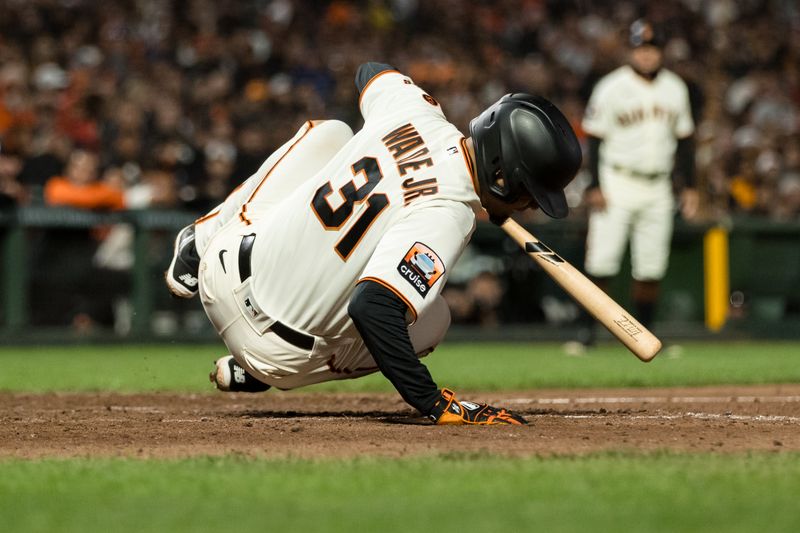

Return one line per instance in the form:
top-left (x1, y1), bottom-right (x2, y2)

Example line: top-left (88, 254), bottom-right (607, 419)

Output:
top-left (195, 70), bottom-right (481, 343)
top-left (582, 65), bottom-right (694, 175)
top-left (582, 65), bottom-right (693, 281)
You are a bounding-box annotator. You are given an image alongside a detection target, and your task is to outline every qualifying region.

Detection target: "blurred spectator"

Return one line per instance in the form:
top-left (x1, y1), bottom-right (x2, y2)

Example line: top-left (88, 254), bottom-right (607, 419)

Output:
top-left (233, 121), bottom-right (269, 182)
top-left (44, 149), bottom-right (124, 209)
top-left (31, 149), bottom-right (129, 331)
top-left (0, 0), bottom-right (796, 220)
top-left (17, 130), bottom-right (71, 201)
top-left (0, 135), bottom-right (27, 209)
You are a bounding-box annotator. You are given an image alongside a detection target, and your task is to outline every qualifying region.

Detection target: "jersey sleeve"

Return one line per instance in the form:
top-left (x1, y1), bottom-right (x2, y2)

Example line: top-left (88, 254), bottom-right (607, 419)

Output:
top-left (358, 67), bottom-right (446, 125)
top-left (355, 62), bottom-right (396, 94)
top-left (357, 200), bottom-right (475, 322)
top-left (582, 79), bottom-right (613, 138)
top-left (674, 80), bottom-right (695, 139)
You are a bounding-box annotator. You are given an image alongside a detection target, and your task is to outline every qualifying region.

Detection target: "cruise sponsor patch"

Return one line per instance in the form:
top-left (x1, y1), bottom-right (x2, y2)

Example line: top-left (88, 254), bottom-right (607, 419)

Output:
top-left (397, 242), bottom-right (445, 298)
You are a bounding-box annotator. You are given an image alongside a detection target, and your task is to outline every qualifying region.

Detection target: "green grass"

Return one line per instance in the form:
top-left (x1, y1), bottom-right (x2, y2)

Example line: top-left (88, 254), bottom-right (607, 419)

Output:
top-left (2, 342), bottom-right (799, 532)
top-left (1, 453), bottom-right (798, 533)
top-left (0, 341), bottom-right (798, 392)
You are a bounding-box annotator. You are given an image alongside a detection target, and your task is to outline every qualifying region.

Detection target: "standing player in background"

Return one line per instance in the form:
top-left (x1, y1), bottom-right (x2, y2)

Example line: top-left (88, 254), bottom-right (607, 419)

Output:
top-left (166, 62), bottom-right (582, 425)
top-left (568, 20), bottom-right (699, 352)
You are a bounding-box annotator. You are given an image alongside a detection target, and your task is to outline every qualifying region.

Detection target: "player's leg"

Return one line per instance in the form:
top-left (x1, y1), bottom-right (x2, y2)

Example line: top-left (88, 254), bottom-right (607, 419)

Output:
top-left (631, 279), bottom-right (660, 329)
top-left (205, 306), bottom-right (311, 393)
top-left (208, 297), bottom-right (451, 393)
top-left (630, 185), bottom-right (674, 329)
top-left (164, 223), bottom-right (202, 298)
top-left (199, 229), bottom-right (348, 393)
top-left (584, 203), bottom-right (633, 280)
top-left (166, 120), bottom-right (353, 298)
top-left (236, 294), bottom-right (453, 390)
top-left (202, 271), bottom-right (321, 393)
top-left (571, 201), bottom-right (633, 350)
top-left (241, 119), bottom-right (354, 213)
top-left (210, 354), bottom-right (271, 392)
top-left (195, 120), bottom-right (354, 253)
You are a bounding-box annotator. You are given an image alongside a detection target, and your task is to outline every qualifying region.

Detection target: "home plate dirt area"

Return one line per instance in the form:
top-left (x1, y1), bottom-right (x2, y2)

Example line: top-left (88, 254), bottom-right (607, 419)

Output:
top-left (2, 385), bottom-right (799, 459)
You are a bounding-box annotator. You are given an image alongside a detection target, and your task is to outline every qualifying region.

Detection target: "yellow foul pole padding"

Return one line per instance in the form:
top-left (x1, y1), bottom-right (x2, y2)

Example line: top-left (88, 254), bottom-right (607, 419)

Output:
top-left (703, 226), bottom-right (730, 331)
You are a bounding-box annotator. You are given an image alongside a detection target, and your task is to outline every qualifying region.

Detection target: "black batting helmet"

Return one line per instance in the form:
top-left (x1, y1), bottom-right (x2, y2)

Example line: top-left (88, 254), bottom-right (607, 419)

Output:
top-left (468, 93), bottom-right (582, 219)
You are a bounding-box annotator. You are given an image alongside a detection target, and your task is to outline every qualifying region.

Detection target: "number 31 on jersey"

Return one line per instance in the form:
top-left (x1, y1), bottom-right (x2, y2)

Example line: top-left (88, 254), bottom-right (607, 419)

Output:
top-left (311, 156), bottom-right (389, 260)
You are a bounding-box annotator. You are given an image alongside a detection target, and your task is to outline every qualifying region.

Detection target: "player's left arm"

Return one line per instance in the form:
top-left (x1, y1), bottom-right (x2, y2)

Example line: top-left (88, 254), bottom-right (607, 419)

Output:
top-left (347, 279), bottom-right (526, 425)
top-left (349, 201), bottom-right (526, 425)
top-left (348, 280), bottom-right (442, 413)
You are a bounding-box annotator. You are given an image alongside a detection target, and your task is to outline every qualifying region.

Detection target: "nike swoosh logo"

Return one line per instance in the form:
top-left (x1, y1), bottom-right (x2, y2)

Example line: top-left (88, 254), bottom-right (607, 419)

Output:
top-left (218, 249), bottom-right (228, 273)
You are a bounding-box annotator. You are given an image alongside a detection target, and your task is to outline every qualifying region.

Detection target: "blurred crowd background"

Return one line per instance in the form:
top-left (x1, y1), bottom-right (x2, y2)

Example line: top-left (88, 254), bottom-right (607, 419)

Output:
top-left (0, 0), bottom-right (798, 331)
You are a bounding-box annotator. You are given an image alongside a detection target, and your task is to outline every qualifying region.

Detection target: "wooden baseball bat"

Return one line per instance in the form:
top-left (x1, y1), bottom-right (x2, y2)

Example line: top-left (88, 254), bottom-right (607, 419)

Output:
top-left (501, 218), bottom-right (662, 362)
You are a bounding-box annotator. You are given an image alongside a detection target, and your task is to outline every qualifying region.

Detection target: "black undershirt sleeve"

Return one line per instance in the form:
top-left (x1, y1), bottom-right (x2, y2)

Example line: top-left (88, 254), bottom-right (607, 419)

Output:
top-left (586, 135), bottom-right (601, 189)
top-left (348, 280), bottom-right (441, 415)
top-left (354, 62), bottom-right (396, 95)
top-left (674, 136), bottom-right (696, 188)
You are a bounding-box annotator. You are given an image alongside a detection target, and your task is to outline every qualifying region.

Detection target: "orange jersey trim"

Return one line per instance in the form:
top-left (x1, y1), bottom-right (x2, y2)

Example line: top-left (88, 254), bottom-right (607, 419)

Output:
top-left (195, 210), bottom-right (219, 225)
top-left (238, 120), bottom-right (316, 219)
top-left (358, 69), bottom-right (401, 109)
top-left (239, 203), bottom-right (252, 225)
top-left (357, 276), bottom-right (418, 323)
top-left (459, 137), bottom-right (479, 195)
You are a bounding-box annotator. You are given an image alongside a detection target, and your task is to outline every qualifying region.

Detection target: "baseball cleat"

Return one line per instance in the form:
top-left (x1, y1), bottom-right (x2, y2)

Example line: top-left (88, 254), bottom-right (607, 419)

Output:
top-left (562, 341), bottom-right (588, 357)
top-left (210, 355), bottom-right (271, 393)
top-left (562, 326), bottom-right (595, 357)
top-left (165, 224), bottom-right (201, 298)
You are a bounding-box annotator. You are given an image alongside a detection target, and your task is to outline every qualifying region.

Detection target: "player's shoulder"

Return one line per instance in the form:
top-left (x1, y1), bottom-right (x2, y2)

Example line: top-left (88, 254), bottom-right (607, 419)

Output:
top-left (591, 66), bottom-right (630, 92)
top-left (359, 67), bottom-right (406, 98)
top-left (357, 66), bottom-right (422, 104)
top-left (360, 71), bottom-right (447, 124)
top-left (656, 68), bottom-right (689, 88)
top-left (605, 65), bottom-right (631, 80)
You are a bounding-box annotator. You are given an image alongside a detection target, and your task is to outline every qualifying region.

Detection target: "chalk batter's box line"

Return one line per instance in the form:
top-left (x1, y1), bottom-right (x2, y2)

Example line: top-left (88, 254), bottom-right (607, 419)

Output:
top-left (505, 395), bottom-right (800, 405)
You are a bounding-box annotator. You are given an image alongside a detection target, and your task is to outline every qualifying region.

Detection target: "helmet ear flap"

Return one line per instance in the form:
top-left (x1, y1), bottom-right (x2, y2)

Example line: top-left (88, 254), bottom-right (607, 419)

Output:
top-left (492, 167), bottom-right (525, 201)
top-left (470, 107), bottom-right (504, 201)
top-left (489, 167), bottom-right (508, 198)
top-left (470, 93), bottom-right (581, 219)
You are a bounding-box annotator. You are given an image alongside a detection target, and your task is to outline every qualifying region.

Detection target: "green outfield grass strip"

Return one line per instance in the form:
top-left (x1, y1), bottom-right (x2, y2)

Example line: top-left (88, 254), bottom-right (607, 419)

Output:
top-left (0, 342), bottom-right (799, 392)
top-left (0, 453), bottom-right (798, 533)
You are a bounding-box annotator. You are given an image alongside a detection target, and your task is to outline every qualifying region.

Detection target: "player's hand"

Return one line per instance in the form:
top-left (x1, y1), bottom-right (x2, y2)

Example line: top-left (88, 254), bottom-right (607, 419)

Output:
top-left (428, 388), bottom-right (527, 425)
top-left (584, 186), bottom-right (606, 211)
top-left (679, 188), bottom-right (700, 220)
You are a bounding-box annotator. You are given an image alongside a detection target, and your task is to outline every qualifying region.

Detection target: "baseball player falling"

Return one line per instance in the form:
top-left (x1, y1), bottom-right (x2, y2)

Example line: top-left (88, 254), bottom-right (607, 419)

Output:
top-left (166, 62), bottom-right (581, 425)
top-left (574, 20), bottom-right (698, 349)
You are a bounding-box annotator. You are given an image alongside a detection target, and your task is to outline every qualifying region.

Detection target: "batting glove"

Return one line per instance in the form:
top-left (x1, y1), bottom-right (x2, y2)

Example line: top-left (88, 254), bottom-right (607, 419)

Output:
top-left (428, 388), bottom-right (527, 425)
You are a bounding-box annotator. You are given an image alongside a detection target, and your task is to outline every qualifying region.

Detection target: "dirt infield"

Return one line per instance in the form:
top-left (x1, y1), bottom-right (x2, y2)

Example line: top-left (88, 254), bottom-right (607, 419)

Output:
top-left (2, 385), bottom-right (799, 459)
